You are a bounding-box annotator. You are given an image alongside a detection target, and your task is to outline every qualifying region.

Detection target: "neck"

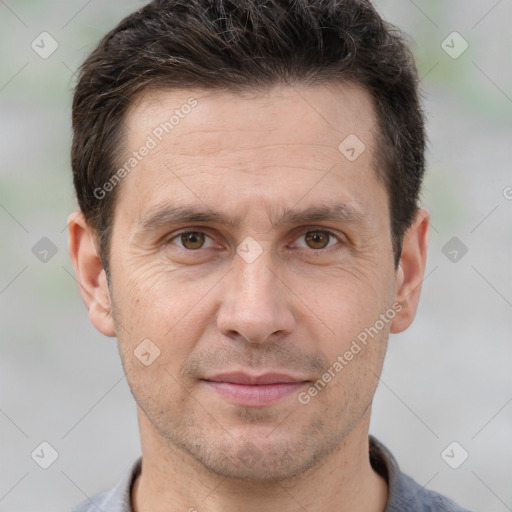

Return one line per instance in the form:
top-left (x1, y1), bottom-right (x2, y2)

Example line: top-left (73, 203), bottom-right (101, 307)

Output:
top-left (132, 408), bottom-right (388, 512)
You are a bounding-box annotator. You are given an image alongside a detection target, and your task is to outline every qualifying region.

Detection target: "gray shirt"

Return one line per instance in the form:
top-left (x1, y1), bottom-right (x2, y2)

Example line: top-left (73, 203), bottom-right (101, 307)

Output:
top-left (72, 436), bottom-right (472, 511)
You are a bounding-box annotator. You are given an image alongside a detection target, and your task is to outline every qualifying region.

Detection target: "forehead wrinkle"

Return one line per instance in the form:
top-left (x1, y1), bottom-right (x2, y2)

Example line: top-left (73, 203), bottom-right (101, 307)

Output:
top-left (134, 199), bottom-right (371, 239)
top-left (151, 141), bottom-right (340, 160)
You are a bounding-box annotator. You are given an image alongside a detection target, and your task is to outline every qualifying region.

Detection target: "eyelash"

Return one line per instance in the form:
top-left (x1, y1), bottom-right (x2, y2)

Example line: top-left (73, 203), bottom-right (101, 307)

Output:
top-left (166, 228), bottom-right (343, 253)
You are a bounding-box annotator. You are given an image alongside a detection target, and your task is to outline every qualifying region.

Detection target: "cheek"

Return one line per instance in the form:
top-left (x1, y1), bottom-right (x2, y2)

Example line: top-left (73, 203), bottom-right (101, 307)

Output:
top-left (113, 257), bottom-right (214, 328)
top-left (295, 269), bottom-right (393, 408)
top-left (309, 296), bottom-right (390, 422)
top-left (111, 261), bottom-right (214, 375)
top-left (294, 263), bottom-right (393, 344)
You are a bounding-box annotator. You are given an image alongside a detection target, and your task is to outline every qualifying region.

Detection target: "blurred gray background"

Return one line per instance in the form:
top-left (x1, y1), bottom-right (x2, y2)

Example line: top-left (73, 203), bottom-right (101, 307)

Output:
top-left (0, 1), bottom-right (511, 510)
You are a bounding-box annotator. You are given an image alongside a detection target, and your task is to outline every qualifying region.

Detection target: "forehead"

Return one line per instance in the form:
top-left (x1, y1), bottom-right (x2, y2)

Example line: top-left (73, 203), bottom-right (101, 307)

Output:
top-left (116, 83), bottom-right (382, 226)
top-left (124, 83), bottom-right (377, 154)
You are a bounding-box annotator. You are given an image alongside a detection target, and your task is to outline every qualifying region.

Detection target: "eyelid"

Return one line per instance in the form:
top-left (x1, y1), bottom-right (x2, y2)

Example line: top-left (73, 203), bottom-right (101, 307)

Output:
top-left (290, 227), bottom-right (344, 250)
top-left (165, 226), bottom-right (344, 251)
top-left (167, 228), bottom-right (216, 249)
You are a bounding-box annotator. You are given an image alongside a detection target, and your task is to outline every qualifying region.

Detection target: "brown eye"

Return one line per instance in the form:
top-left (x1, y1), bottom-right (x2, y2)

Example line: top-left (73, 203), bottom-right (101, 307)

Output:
top-left (302, 231), bottom-right (335, 250)
top-left (305, 231), bottom-right (329, 249)
top-left (179, 232), bottom-right (206, 250)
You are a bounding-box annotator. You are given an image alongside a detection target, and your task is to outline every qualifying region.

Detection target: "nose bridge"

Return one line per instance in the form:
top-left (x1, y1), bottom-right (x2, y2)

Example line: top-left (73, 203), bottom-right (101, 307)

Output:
top-left (236, 246), bottom-right (275, 296)
top-left (231, 247), bottom-right (282, 319)
top-left (217, 245), bottom-right (295, 343)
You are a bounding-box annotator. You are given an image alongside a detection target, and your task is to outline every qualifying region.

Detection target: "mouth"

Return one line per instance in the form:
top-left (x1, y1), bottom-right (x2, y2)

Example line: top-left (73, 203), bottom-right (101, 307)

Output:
top-left (201, 372), bottom-right (310, 407)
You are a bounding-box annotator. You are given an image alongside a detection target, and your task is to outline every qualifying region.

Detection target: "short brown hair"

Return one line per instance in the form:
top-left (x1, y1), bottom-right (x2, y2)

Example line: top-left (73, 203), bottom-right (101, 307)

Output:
top-left (71, 0), bottom-right (426, 269)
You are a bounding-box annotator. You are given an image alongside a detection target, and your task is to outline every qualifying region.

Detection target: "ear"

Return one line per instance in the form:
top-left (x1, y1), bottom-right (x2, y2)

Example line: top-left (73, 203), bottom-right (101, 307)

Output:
top-left (390, 208), bottom-right (430, 334)
top-left (67, 211), bottom-right (116, 337)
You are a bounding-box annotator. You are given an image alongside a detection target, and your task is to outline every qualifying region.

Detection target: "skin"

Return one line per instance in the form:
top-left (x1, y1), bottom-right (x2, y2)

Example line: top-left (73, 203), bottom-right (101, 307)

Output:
top-left (68, 82), bottom-right (429, 512)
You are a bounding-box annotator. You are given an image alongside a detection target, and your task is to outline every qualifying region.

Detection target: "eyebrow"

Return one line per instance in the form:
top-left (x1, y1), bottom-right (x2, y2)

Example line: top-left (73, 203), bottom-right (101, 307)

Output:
top-left (136, 202), bottom-right (370, 233)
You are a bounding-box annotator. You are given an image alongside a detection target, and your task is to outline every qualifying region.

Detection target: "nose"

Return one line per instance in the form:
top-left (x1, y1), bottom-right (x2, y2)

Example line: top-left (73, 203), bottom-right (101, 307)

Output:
top-left (216, 250), bottom-right (296, 344)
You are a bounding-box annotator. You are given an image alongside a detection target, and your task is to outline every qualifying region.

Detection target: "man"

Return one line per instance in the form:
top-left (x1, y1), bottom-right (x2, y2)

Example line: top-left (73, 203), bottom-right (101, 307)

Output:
top-left (68, 1), bottom-right (470, 510)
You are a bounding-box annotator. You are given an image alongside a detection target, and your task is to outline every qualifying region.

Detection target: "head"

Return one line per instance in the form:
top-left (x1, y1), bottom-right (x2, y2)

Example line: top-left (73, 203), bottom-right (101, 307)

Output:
top-left (68, 0), bottom-right (429, 481)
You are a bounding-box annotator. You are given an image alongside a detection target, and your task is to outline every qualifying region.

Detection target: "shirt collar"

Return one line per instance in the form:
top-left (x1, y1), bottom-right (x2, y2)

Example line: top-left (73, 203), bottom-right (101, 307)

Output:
top-left (93, 436), bottom-right (458, 512)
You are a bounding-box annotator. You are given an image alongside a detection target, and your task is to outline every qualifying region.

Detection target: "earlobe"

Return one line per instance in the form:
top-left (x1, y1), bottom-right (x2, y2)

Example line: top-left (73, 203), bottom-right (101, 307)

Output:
top-left (67, 211), bottom-right (116, 337)
top-left (390, 208), bottom-right (430, 334)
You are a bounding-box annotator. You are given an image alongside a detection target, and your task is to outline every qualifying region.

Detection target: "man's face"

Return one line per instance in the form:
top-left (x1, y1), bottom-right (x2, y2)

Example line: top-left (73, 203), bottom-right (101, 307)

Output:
top-left (105, 84), bottom-right (399, 480)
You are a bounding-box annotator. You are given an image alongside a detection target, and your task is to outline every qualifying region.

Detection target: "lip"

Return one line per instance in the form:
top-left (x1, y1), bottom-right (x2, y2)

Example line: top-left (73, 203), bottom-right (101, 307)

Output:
top-left (205, 372), bottom-right (307, 385)
top-left (202, 372), bottom-right (309, 407)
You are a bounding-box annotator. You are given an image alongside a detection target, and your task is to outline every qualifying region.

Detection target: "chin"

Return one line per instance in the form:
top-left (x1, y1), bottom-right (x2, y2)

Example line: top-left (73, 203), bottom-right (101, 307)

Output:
top-left (180, 433), bottom-right (330, 483)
